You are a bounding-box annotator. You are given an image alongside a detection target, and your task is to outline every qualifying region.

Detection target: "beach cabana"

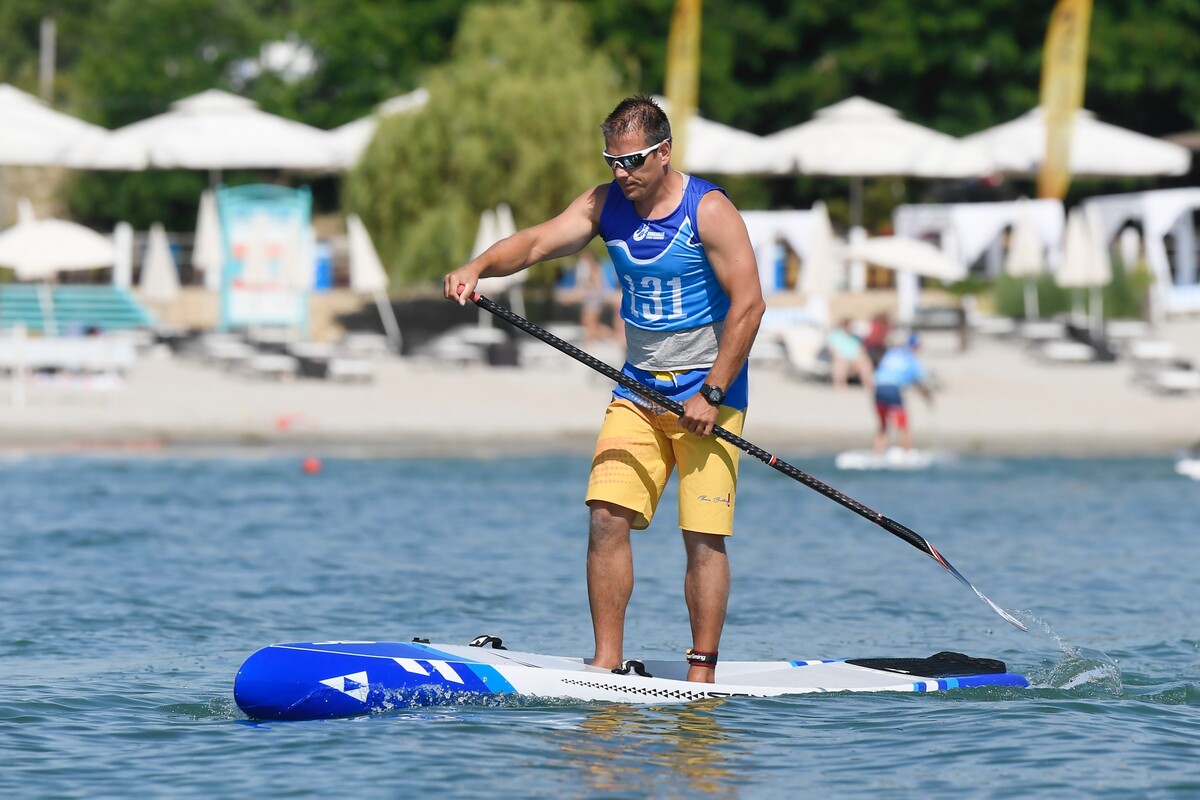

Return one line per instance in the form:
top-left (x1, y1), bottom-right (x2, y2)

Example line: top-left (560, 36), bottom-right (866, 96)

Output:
top-left (1082, 188), bottom-right (1200, 320)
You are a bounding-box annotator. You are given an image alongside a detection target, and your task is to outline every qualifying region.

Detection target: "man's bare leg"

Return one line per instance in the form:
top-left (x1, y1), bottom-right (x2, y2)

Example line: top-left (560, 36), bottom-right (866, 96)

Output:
top-left (587, 501), bottom-right (635, 670)
top-left (682, 530), bottom-right (729, 683)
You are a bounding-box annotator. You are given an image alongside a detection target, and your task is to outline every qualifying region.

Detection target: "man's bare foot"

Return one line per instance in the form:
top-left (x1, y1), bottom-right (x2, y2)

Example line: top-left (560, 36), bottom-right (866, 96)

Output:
top-left (686, 665), bottom-right (716, 683)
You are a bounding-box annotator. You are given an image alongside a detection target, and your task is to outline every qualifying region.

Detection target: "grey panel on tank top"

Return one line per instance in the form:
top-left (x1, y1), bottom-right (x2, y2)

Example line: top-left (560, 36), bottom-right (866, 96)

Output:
top-left (624, 320), bottom-right (724, 371)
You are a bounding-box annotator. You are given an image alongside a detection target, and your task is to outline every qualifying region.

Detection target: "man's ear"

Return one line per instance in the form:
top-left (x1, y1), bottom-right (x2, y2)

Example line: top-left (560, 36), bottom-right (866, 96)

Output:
top-left (658, 139), bottom-right (672, 169)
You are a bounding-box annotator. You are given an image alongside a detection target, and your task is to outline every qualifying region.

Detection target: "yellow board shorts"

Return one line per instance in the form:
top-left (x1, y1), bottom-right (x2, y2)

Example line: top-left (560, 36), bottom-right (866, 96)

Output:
top-left (585, 398), bottom-right (746, 535)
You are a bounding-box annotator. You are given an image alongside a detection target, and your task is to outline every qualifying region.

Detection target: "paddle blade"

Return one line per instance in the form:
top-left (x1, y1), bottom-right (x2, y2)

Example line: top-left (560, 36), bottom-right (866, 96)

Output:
top-left (929, 543), bottom-right (1028, 632)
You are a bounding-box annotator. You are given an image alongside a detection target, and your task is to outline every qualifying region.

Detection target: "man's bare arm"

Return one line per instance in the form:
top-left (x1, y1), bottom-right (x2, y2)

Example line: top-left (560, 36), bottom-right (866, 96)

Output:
top-left (676, 190), bottom-right (765, 436)
top-left (444, 185), bottom-right (608, 304)
top-left (696, 191), bottom-right (765, 392)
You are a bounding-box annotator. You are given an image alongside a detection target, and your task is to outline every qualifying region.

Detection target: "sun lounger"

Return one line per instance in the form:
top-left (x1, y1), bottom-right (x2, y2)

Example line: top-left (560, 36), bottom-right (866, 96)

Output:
top-left (1019, 321), bottom-right (1067, 344)
top-left (780, 325), bottom-right (831, 382)
top-left (971, 315), bottom-right (1018, 338)
top-left (1038, 341), bottom-right (1096, 363)
top-left (1127, 340), bottom-right (1178, 364)
top-left (749, 332), bottom-right (788, 369)
top-left (326, 358), bottom-right (375, 383)
top-left (0, 334), bottom-right (137, 375)
top-left (245, 353), bottom-right (298, 380)
top-left (1149, 368), bottom-right (1200, 395)
top-left (339, 332), bottom-right (393, 358)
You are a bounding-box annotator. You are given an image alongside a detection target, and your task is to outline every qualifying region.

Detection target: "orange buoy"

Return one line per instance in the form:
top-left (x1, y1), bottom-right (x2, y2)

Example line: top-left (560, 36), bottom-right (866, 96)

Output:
top-left (301, 457), bottom-right (322, 475)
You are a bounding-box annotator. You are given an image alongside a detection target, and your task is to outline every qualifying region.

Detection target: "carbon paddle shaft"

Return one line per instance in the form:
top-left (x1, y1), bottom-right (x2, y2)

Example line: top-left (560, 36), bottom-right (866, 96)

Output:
top-left (471, 292), bottom-right (1027, 631)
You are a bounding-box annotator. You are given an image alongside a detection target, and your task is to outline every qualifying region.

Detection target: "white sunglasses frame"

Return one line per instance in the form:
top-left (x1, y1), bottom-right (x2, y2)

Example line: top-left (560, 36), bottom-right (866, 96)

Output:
top-left (602, 139), bottom-right (670, 171)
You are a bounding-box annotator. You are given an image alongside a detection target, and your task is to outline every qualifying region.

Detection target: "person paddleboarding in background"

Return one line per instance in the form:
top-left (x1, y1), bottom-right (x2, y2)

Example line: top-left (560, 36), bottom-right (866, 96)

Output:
top-left (444, 94), bottom-right (764, 683)
top-left (873, 332), bottom-right (934, 455)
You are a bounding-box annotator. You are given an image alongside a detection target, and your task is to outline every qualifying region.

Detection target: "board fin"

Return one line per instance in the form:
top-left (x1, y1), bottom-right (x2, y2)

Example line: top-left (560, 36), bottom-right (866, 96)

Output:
top-left (846, 651), bottom-right (1007, 678)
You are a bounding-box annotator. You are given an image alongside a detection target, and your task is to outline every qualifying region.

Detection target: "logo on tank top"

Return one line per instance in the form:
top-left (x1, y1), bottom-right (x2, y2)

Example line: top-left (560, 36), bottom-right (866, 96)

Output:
top-left (632, 223), bottom-right (665, 242)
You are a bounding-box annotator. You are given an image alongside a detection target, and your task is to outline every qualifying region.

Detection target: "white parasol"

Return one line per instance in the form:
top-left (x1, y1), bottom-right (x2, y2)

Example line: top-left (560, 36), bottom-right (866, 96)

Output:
top-left (347, 213), bottom-right (401, 351)
top-left (61, 89), bottom-right (342, 178)
top-left (964, 107), bottom-right (1190, 178)
top-left (138, 222), bottom-right (180, 304)
top-left (0, 208), bottom-right (115, 280)
top-left (1004, 199), bottom-right (1046, 319)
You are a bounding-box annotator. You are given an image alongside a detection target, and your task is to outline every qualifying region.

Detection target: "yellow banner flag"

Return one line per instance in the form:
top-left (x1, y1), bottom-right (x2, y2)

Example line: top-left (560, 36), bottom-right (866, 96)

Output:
top-left (664, 0), bottom-right (702, 168)
top-left (1037, 0), bottom-right (1093, 199)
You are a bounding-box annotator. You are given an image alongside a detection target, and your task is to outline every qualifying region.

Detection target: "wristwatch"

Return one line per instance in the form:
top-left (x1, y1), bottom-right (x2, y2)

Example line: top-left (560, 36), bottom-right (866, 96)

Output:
top-left (698, 383), bottom-right (725, 406)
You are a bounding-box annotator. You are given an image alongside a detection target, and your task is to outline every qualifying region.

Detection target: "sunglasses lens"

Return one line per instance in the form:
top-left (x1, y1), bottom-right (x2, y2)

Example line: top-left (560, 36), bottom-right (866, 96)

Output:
top-left (604, 142), bottom-right (661, 170)
top-left (605, 153), bottom-right (644, 171)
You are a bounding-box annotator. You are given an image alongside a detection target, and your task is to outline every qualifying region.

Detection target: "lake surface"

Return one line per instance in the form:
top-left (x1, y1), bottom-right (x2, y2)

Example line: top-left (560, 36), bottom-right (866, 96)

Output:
top-left (2, 452), bottom-right (1197, 798)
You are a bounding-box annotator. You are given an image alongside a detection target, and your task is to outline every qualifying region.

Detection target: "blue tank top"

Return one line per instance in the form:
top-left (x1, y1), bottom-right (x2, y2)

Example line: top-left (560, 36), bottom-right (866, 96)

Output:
top-left (599, 175), bottom-right (730, 332)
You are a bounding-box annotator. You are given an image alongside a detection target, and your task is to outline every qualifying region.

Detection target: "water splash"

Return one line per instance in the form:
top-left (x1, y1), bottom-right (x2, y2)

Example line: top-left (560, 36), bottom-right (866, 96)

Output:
top-left (1018, 613), bottom-right (1123, 695)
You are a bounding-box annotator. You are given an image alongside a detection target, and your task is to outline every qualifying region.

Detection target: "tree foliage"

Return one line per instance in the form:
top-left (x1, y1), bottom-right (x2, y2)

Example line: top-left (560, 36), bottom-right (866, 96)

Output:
top-left (265, 0), bottom-right (466, 129)
top-left (3, 1), bottom-right (1200, 239)
top-left (344, 0), bottom-right (622, 286)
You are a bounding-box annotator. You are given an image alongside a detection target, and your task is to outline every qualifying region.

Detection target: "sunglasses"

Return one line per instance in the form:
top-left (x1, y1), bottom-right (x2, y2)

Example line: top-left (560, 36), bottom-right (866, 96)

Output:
top-left (602, 139), bottom-right (669, 171)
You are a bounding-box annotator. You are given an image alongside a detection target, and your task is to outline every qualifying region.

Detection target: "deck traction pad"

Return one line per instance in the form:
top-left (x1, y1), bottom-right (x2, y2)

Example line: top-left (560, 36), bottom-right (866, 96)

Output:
top-left (846, 651), bottom-right (1007, 678)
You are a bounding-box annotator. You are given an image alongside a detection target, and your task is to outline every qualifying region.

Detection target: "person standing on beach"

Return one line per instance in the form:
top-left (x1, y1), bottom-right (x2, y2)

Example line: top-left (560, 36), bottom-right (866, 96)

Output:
top-left (873, 333), bottom-right (933, 454)
top-left (444, 95), bottom-right (764, 683)
top-left (826, 318), bottom-right (874, 391)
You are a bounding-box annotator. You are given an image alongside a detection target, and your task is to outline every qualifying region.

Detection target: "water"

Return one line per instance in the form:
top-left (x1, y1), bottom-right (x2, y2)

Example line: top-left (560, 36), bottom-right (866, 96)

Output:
top-left (2, 452), bottom-right (1198, 798)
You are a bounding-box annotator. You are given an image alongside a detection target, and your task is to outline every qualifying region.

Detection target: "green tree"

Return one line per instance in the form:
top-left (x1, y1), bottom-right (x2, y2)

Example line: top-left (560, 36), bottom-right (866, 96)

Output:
top-left (267, 0), bottom-right (467, 129)
top-left (0, 0), bottom-right (95, 104)
top-left (344, 0), bottom-right (623, 286)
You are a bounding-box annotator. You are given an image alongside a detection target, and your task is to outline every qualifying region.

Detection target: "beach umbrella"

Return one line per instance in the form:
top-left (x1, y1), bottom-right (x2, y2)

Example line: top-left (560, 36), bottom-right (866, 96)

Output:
top-left (843, 234), bottom-right (967, 326)
top-left (844, 236), bottom-right (966, 282)
top-left (138, 222), bottom-right (180, 304)
top-left (679, 112), bottom-right (777, 174)
top-left (61, 89), bottom-right (342, 179)
top-left (192, 189), bottom-right (223, 291)
top-left (650, 95), bottom-right (777, 175)
top-left (0, 84), bottom-right (115, 229)
top-left (113, 221), bottom-right (134, 288)
top-left (471, 204), bottom-right (528, 326)
top-left (470, 207), bottom-right (499, 261)
top-left (0, 216), bottom-right (116, 280)
top-left (766, 97), bottom-right (994, 223)
top-left (1056, 207), bottom-right (1112, 335)
top-left (329, 88), bottom-right (430, 169)
top-left (347, 212), bottom-right (401, 351)
top-left (766, 97), bottom-right (994, 292)
top-left (767, 97), bottom-right (994, 180)
top-left (1004, 199), bottom-right (1045, 319)
top-left (0, 84), bottom-right (110, 167)
top-left (964, 107), bottom-right (1191, 178)
top-left (798, 201), bottom-right (840, 327)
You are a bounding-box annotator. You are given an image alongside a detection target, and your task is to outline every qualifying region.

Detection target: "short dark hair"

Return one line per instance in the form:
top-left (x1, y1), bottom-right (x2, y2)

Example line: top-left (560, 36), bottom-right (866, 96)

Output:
top-left (601, 94), bottom-right (672, 147)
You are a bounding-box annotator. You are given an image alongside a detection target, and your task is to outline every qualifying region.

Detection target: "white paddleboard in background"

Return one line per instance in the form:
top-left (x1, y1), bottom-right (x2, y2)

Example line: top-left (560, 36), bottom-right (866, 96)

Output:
top-left (1176, 458), bottom-right (1200, 480)
top-left (234, 638), bottom-right (1028, 721)
top-left (836, 447), bottom-right (937, 471)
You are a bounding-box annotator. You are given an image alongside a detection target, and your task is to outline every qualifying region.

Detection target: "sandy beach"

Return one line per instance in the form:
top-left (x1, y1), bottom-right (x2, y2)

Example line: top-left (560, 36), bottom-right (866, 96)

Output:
top-left (1, 317), bottom-right (1197, 458)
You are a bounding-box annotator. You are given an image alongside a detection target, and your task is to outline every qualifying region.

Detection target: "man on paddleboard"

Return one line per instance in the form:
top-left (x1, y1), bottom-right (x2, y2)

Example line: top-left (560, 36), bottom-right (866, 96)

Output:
top-left (445, 95), bottom-right (764, 683)
top-left (873, 333), bottom-right (934, 455)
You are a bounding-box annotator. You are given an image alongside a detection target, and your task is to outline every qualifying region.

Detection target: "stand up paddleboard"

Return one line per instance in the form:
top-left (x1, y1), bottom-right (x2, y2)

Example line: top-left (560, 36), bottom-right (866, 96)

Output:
top-left (1176, 458), bottom-right (1200, 480)
top-left (835, 447), bottom-right (937, 471)
top-left (234, 636), bottom-right (1028, 720)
